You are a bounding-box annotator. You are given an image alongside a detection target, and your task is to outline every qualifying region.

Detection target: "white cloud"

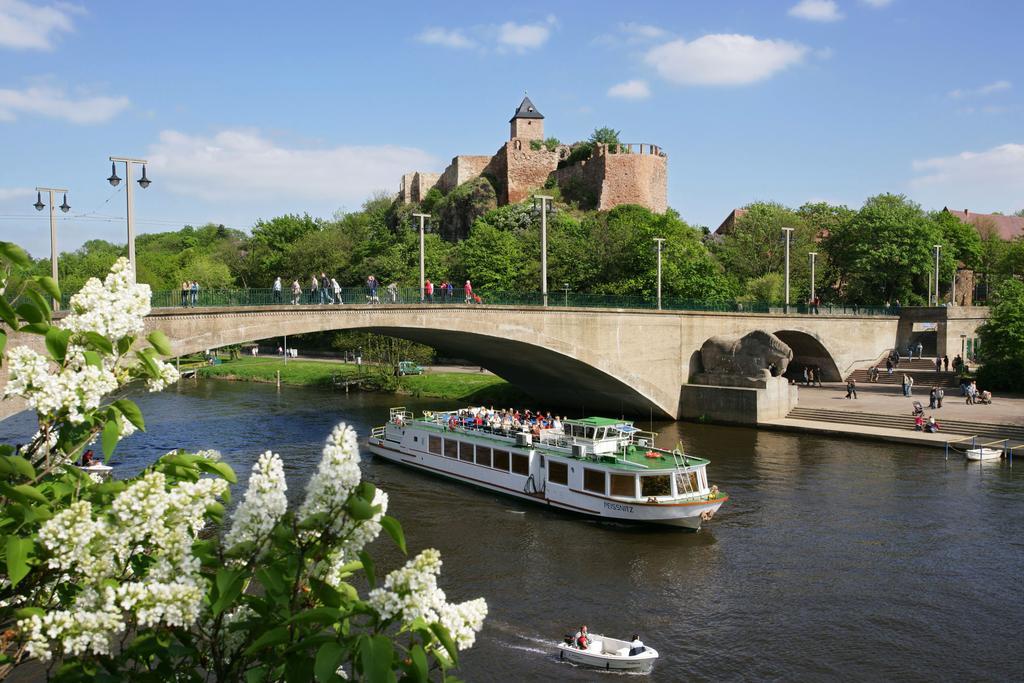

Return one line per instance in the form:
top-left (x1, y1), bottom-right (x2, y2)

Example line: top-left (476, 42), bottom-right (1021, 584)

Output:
top-left (948, 80), bottom-right (1012, 99)
top-left (0, 84), bottom-right (129, 123)
top-left (497, 16), bottom-right (556, 52)
top-left (910, 143), bottom-right (1024, 210)
top-left (607, 79), bottom-right (651, 99)
top-left (861, 0), bottom-right (893, 7)
top-left (619, 22), bottom-right (666, 41)
top-left (0, 187), bottom-right (31, 201)
top-left (789, 0), bottom-right (844, 22)
top-left (147, 129), bottom-right (438, 204)
top-left (0, 0), bottom-right (79, 50)
top-left (416, 27), bottom-right (476, 49)
top-left (644, 34), bottom-right (808, 86)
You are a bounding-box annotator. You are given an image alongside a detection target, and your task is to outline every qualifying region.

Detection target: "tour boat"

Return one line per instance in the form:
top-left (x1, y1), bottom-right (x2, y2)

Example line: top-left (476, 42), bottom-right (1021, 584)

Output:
top-left (965, 447), bottom-right (1003, 461)
top-left (557, 634), bottom-right (659, 673)
top-left (367, 407), bottom-right (727, 529)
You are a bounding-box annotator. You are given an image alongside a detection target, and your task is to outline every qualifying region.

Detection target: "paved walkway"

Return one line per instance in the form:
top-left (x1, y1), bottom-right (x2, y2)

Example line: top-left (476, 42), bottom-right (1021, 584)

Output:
top-left (795, 381), bottom-right (1024, 426)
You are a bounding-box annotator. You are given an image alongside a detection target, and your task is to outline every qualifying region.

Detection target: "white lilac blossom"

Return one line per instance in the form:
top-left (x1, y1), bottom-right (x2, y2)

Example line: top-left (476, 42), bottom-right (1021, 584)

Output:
top-left (146, 360), bottom-right (180, 391)
top-left (298, 423), bottom-right (362, 533)
top-left (322, 489), bottom-right (389, 587)
top-left (22, 470), bottom-right (227, 660)
top-left (224, 451), bottom-right (288, 558)
top-left (62, 257), bottom-right (150, 342)
top-left (367, 549), bottom-right (487, 650)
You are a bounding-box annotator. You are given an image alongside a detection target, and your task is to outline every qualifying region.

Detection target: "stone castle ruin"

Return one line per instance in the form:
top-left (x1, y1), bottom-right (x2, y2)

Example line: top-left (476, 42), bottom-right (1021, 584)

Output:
top-left (399, 96), bottom-right (668, 214)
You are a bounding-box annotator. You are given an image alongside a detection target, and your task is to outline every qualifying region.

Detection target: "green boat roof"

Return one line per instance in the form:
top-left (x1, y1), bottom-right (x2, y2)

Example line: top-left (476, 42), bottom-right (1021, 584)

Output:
top-left (566, 417), bottom-right (630, 427)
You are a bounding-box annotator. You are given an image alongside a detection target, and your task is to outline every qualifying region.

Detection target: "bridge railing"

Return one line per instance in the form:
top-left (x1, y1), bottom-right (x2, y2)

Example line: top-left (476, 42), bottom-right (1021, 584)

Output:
top-left (60, 287), bottom-right (899, 316)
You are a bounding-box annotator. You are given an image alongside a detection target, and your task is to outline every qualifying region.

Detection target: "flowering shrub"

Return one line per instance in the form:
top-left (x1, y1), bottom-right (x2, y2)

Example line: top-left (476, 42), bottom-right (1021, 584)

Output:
top-left (0, 245), bottom-right (486, 681)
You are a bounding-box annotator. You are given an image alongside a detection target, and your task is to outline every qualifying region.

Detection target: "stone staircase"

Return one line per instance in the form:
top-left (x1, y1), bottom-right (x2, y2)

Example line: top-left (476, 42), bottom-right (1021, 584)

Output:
top-left (845, 357), bottom-right (960, 389)
top-left (786, 406), bottom-right (1024, 443)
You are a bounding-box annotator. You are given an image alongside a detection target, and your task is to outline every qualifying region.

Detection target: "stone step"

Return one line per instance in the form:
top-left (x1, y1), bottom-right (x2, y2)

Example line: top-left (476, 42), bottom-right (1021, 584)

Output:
top-left (843, 370), bottom-right (960, 388)
top-left (786, 407), bottom-right (1024, 442)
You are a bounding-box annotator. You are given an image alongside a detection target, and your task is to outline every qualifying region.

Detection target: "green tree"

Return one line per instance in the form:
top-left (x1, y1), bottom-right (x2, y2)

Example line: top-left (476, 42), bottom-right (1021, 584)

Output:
top-left (976, 279), bottom-right (1024, 391)
top-left (458, 221), bottom-right (529, 291)
top-left (714, 202), bottom-right (814, 289)
top-left (589, 127), bottom-right (621, 147)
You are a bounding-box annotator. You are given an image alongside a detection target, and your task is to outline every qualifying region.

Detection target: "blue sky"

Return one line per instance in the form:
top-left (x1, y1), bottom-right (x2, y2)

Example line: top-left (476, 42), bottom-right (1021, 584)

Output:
top-left (1, 0), bottom-right (1021, 258)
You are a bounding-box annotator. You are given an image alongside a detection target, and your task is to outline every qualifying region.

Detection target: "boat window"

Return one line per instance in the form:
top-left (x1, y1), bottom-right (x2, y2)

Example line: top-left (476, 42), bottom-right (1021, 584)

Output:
top-left (493, 450), bottom-right (510, 471)
top-left (609, 474), bottom-right (635, 497)
top-left (511, 453), bottom-right (529, 476)
top-left (583, 468), bottom-right (605, 494)
top-left (443, 439), bottom-right (458, 458)
top-left (476, 446), bottom-right (492, 468)
top-left (429, 435), bottom-right (442, 455)
top-left (585, 427), bottom-right (595, 440)
top-left (641, 475), bottom-right (671, 497)
top-left (548, 461), bottom-right (568, 485)
top-left (459, 442), bottom-right (474, 462)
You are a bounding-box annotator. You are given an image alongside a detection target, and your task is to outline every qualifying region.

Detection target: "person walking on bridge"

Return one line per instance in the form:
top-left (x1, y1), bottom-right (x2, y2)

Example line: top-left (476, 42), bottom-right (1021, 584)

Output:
top-left (309, 275), bottom-right (319, 304)
top-left (291, 279), bottom-right (301, 305)
top-left (273, 276), bottom-right (282, 303)
top-left (332, 278), bottom-right (343, 304)
top-left (424, 278), bottom-right (434, 303)
top-left (464, 280), bottom-right (473, 304)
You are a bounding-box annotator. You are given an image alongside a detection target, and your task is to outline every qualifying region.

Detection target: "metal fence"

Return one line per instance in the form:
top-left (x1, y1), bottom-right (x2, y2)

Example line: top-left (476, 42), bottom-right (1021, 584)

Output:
top-left (61, 286), bottom-right (899, 317)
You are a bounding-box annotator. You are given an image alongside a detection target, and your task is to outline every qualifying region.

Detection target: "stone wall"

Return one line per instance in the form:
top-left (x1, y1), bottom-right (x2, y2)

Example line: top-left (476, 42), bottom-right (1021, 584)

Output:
top-left (438, 156), bottom-right (492, 193)
top-left (399, 172), bottom-right (440, 203)
top-left (510, 118), bottom-right (543, 142)
top-left (501, 142), bottom-right (560, 205)
top-left (550, 144), bottom-right (668, 214)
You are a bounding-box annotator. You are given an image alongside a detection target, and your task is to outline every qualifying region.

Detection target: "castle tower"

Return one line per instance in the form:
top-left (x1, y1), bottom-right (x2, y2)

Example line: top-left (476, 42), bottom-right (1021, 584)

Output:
top-left (509, 95), bottom-right (544, 142)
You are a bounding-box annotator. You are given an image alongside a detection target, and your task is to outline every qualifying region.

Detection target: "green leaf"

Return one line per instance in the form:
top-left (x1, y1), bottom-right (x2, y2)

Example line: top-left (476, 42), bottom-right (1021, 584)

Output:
top-left (13, 606), bottom-right (44, 620)
top-left (24, 290), bottom-right (52, 322)
top-left (255, 565), bottom-right (288, 595)
top-left (224, 539), bottom-right (257, 560)
top-left (82, 350), bottom-right (103, 368)
top-left (314, 642), bottom-right (345, 683)
top-left (409, 644), bottom-right (428, 683)
top-left (11, 484), bottom-right (47, 505)
top-left (6, 535), bottom-right (33, 587)
top-left (309, 578), bottom-right (343, 608)
top-left (245, 666), bottom-right (269, 683)
top-left (212, 568), bottom-right (246, 616)
top-left (36, 276), bottom-right (61, 302)
top-left (147, 330), bottom-right (173, 356)
top-left (15, 303), bottom-right (43, 325)
top-left (0, 329), bottom-right (6, 357)
top-left (243, 626), bottom-right (290, 656)
top-left (0, 241), bottom-right (31, 269)
top-left (380, 515), bottom-right (407, 555)
top-left (112, 399), bottom-right (145, 431)
top-left (18, 322), bottom-right (49, 335)
top-left (0, 455), bottom-right (35, 480)
top-left (346, 497), bottom-right (374, 521)
top-left (116, 335), bottom-right (134, 355)
top-left (365, 635), bottom-right (395, 683)
top-left (45, 327), bottom-right (70, 363)
top-left (196, 459), bottom-right (236, 484)
top-left (136, 348), bottom-right (161, 376)
top-left (0, 299), bottom-right (16, 329)
top-left (358, 550), bottom-right (376, 588)
top-left (102, 417), bottom-right (120, 459)
top-left (84, 331), bottom-right (114, 355)
top-left (429, 623), bottom-right (459, 667)
top-left (286, 607), bottom-right (342, 626)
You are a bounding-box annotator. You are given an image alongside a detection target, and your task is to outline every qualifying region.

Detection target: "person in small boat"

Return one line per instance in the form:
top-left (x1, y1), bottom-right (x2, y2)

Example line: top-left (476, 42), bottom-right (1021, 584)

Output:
top-left (629, 634), bottom-right (646, 656)
top-left (80, 449), bottom-right (95, 467)
top-left (574, 625), bottom-right (590, 649)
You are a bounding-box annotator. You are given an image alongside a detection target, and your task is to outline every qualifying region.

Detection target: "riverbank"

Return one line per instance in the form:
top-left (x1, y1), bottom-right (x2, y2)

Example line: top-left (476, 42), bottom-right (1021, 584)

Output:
top-left (195, 358), bottom-right (529, 404)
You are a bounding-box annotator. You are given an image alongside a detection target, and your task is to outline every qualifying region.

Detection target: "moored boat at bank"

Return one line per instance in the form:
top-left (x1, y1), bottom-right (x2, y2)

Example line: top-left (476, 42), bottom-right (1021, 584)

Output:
top-left (367, 407), bottom-right (727, 529)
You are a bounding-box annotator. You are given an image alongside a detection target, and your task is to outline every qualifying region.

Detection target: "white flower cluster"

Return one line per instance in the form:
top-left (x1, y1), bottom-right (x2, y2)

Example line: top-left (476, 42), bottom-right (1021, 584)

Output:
top-left (322, 488), bottom-right (389, 586)
top-left (368, 549), bottom-right (488, 651)
top-left (146, 361), bottom-right (180, 392)
top-left (62, 257), bottom-right (150, 342)
top-left (3, 347), bottom-right (117, 424)
top-left (298, 423), bottom-right (362, 534)
top-left (224, 451), bottom-right (288, 559)
top-left (22, 470), bottom-right (227, 660)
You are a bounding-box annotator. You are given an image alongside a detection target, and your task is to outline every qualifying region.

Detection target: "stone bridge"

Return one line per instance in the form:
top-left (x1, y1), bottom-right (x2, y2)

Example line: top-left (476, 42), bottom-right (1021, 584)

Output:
top-left (139, 304), bottom-right (919, 420)
top-left (0, 304), bottom-right (989, 422)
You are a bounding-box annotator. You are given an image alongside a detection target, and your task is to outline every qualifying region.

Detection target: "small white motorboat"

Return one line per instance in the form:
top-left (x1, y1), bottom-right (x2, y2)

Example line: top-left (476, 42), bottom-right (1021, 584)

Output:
top-left (79, 463), bottom-right (114, 479)
top-left (965, 447), bottom-right (1003, 461)
top-left (557, 634), bottom-right (659, 673)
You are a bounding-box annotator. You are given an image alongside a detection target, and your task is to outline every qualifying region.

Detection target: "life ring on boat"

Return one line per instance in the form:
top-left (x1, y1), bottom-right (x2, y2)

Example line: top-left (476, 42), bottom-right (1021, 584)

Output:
top-left (644, 450), bottom-right (661, 459)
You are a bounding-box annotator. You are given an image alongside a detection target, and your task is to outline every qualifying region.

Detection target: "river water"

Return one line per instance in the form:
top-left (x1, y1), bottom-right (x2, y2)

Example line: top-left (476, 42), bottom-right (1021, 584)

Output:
top-left (3, 380), bottom-right (1022, 681)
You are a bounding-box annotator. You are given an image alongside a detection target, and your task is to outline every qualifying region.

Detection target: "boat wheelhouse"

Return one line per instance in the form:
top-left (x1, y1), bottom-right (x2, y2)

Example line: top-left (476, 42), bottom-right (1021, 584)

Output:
top-left (367, 408), bottom-right (727, 529)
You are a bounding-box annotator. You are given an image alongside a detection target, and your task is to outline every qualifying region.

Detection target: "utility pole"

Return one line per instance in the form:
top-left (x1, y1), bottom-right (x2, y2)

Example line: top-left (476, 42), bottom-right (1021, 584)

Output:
top-left (413, 213), bottom-right (430, 302)
top-left (33, 187), bottom-right (70, 309)
top-left (652, 237), bottom-right (665, 310)
top-left (808, 251), bottom-right (817, 305)
top-left (782, 227), bottom-right (794, 311)
top-left (933, 244), bottom-right (941, 305)
top-left (533, 195), bottom-right (554, 306)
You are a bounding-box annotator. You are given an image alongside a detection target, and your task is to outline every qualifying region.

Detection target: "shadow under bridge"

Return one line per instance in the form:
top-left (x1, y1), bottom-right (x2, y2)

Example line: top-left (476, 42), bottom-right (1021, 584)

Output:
top-left (773, 329), bottom-right (842, 382)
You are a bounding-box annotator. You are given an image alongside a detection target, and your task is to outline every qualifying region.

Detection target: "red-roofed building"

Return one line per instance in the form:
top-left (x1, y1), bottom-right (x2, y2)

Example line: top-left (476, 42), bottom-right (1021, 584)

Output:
top-left (943, 208), bottom-right (1024, 241)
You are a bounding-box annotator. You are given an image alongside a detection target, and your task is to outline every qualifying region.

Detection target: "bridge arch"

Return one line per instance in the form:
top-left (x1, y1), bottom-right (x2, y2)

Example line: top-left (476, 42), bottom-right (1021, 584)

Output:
top-left (773, 329), bottom-right (842, 381)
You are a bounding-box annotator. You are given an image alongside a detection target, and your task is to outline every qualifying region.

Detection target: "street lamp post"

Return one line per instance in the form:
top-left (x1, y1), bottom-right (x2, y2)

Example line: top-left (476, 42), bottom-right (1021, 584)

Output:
top-left (107, 156), bottom-right (152, 280)
top-left (808, 251), bottom-right (818, 308)
top-left (563, 283), bottom-right (570, 307)
top-left (33, 187), bottom-right (70, 309)
top-left (652, 237), bottom-right (665, 310)
top-left (413, 213), bottom-right (430, 302)
top-left (782, 227), bottom-right (794, 311)
top-left (533, 195), bottom-right (554, 306)
top-left (933, 244), bottom-right (941, 305)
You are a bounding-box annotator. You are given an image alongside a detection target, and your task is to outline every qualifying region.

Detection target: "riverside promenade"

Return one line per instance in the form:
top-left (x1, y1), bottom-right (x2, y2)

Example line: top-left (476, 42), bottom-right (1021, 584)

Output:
top-left (764, 381), bottom-right (1024, 451)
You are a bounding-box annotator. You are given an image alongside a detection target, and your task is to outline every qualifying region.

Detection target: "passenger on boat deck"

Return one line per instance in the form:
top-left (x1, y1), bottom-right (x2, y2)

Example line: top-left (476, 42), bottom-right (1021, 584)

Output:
top-left (553, 416), bottom-right (563, 431)
top-left (80, 449), bottom-right (95, 467)
top-left (629, 634), bottom-right (646, 656)
top-left (575, 625), bottom-right (590, 650)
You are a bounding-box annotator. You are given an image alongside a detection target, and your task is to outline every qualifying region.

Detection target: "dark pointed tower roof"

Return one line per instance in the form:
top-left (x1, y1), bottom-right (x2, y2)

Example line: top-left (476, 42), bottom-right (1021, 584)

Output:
top-left (510, 96), bottom-right (544, 122)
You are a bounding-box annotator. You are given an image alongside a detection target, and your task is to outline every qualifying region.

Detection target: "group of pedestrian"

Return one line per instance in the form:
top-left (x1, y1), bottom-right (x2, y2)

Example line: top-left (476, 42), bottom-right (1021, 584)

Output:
top-left (180, 280), bottom-right (200, 307)
top-left (928, 385), bottom-right (945, 409)
top-left (902, 373), bottom-right (915, 396)
top-left (423, 278), bottom-right (478, 304)
top-left (934, 355), bottom-right (949, 372)
top-left (800, 366), bottom-right (823, 386)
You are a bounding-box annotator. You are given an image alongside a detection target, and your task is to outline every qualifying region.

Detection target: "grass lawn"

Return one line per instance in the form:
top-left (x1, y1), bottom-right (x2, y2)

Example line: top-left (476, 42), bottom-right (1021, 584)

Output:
top-left (196, 357), bottom-right (360, 386)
